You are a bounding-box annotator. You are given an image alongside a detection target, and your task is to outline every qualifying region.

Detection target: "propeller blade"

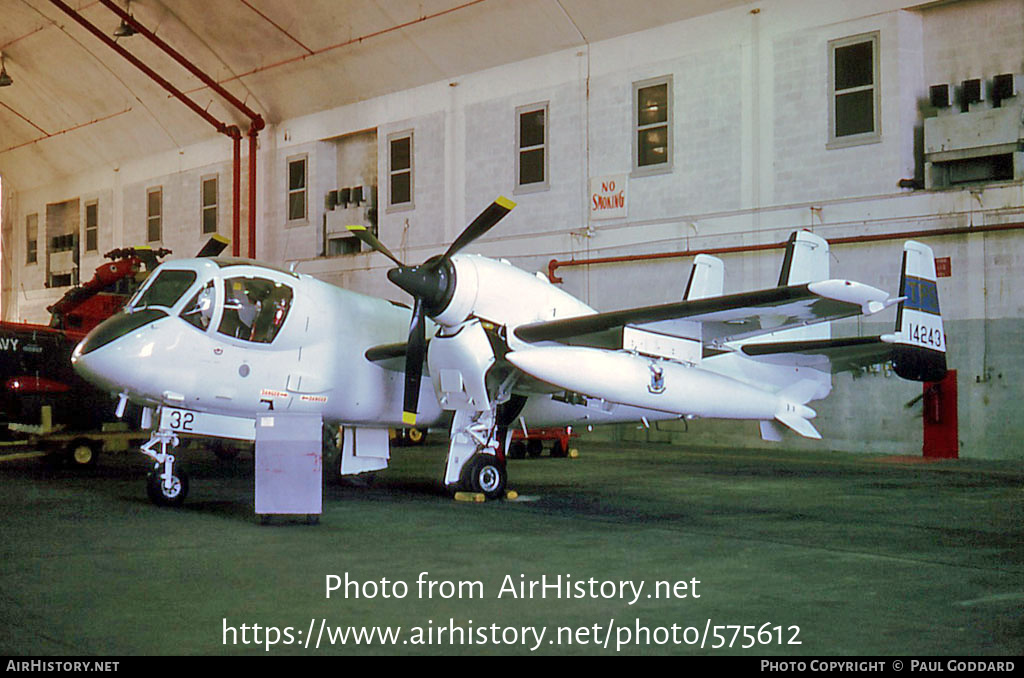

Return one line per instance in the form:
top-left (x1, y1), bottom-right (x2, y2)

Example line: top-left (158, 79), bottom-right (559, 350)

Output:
top-left (443, 196), bottom-right (516, 259)
top-left (196, 233), bottom-right (230, 258)
top-left (346, 225), bottom-right (405, 266)
top-left (402, 297), bottom-right (427, 426)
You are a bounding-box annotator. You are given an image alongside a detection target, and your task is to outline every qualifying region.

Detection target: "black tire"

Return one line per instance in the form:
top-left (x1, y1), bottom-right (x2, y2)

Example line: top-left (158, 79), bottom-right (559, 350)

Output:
top-left (526, 439), bottom-right (544, 458)
top-left (66, 438), bottom-right (100, 468)
top-left (462, 454), bottom-right (507, 500)
top-left (146, 467), bottom-right (189, 507)
top-left (550, 439), bottom-right (568, 458)
top-left (507, 441), bottom-right (526, 460)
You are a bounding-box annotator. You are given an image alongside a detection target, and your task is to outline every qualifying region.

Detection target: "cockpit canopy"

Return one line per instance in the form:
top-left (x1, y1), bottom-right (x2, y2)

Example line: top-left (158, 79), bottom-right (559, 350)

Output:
top-left (127, 264), bottom-right (294, 345)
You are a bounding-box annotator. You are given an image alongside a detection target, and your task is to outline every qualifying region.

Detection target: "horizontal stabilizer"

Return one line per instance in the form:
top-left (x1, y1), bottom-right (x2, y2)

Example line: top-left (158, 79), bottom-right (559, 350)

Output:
top-left (775, 409), bottom-right (822, 440)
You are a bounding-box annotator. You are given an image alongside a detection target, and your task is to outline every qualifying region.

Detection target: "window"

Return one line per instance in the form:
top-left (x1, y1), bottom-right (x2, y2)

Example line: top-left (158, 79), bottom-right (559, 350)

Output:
top-left (147, 187), bottom-right (162, 242)
top-left (328, 236), bottom-right (361, 256)
top-left (388, 131), bottom-right (413, 209)
top-left (633, 76), bottom-right (672, 174)
top-left (181, 280), bottom-right (216, 331)
top-left (287, 156), bottom-right (307, 222)
top-left (218, 276), bottom-right (293, 344)
top-left (516, 103), bottom-right (548, 191)
top-left (828, 32), bottom-right (880, 147)
top-left (85, 201), bottom-right (98, 252)
top-left (131, 269), bottom-right (197, 310)
top-left (26, 214), bottom-right (38, 265)
top-left (201, 176), bottom-right (218, 234)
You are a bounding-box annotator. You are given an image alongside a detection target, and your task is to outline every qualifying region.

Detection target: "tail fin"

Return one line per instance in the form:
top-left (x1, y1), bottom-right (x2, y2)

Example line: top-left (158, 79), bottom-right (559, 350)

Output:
top-left (683, 254), bottom-right (724, 300)
top-left (778, 230), bottom-right (829, 287)
top-left (883, 241), bottom-right (947, 382)
top-left (746, 230), bottom-right (831, 346)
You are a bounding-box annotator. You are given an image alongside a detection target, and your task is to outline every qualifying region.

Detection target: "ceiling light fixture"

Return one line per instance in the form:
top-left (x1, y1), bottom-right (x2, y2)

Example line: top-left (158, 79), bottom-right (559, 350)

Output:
top-left (113, 1), bottom-right (137, 37)
top-left (0, 56), bottom-right (12, 87)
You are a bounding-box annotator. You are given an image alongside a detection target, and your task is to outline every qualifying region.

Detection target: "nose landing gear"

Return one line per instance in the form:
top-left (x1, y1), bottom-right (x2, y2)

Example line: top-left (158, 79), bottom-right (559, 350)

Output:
top-left (140, 429), bottom-right (189, 507)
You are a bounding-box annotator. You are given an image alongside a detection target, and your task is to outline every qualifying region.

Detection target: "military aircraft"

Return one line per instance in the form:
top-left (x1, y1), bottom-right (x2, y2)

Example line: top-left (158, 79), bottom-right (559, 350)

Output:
top-left (71, 198), bottom-right (946, 506)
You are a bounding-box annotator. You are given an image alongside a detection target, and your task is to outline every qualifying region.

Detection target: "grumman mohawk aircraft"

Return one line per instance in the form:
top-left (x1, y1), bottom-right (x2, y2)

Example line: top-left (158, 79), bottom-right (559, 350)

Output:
top-left (71, 197), bottom-right (946, 506)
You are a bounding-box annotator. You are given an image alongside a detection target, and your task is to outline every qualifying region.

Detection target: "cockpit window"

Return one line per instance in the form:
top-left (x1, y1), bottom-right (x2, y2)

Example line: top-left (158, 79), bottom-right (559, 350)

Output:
top-left (180, 281), bottom-right (215, 331)
top-left (217, 277), bottom-right (293, 344)
top-left (131, 270), bottom-right (197, 310)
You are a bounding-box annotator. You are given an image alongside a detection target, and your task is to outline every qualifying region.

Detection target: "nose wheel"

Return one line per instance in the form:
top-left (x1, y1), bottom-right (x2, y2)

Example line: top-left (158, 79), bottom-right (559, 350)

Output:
top-left (146, 466), bottom-right (189, 507)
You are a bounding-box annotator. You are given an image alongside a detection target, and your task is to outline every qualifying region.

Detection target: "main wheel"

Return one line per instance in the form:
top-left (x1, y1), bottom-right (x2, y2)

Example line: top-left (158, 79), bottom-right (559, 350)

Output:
top-left (462, 454), bottom-right (507, 500)
top-left (146, 467), bottom-right (189, 507)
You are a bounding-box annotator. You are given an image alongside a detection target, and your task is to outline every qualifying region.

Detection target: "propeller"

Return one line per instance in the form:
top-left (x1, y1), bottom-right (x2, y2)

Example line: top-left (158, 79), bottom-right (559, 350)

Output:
top-left (347, 196), bottom-right (516, 424)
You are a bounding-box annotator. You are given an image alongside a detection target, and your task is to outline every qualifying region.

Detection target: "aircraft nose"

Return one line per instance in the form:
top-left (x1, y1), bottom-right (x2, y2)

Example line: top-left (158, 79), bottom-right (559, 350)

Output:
top-left (72, 309), bottom-right (168, 390)
top-left (74, 309), bottom-right (168, 357)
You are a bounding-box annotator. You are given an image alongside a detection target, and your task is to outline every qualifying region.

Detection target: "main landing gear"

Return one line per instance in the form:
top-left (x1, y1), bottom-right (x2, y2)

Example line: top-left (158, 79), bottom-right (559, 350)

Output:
top-left (444, 407), bottom-right (509, 501)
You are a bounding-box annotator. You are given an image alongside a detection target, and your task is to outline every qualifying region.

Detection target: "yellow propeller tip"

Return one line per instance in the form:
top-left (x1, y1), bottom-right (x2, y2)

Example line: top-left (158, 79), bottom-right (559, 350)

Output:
top-left (346, 224), bottom-right (367, 232)
top-left (496, 196), bottom-right (516, 210)
top-left (402, 412), bottom-right (417, 426)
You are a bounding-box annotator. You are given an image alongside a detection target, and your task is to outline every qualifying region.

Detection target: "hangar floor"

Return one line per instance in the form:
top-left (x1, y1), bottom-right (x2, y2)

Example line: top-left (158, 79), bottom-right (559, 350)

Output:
top-left (0, 440), bottom-right (1021, 656)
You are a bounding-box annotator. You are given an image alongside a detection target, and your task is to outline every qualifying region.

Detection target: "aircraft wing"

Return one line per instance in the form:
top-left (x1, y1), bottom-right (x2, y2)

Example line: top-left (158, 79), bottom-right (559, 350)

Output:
top-left (513, 280), bottom-right (897, 349)
top-left (739, 336), bottom-right (896, 373)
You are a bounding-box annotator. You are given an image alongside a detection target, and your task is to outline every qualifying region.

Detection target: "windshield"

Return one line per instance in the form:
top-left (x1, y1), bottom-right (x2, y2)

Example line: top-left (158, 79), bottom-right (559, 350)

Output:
top-left (130, 270), bottom-right (197, 310)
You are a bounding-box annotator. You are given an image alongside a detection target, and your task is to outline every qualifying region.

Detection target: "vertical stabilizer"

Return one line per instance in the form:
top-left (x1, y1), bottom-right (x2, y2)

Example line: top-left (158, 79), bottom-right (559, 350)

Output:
top-left (748, 230), bottom-right (831, 345)
top-left (778, 230), bottom-right (830, 287)
top-left (683, 254), bottom-right (724, 300)
top-left (884, 241), bottom-right (947, 382)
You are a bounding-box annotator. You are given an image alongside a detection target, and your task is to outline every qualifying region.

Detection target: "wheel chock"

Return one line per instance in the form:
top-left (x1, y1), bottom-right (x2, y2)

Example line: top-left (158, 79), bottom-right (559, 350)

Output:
top-left (454, 491), bottom-right (486, 503)
top-left (569, 448), bottom-right (580, 459)
top-left (505, 490), bottom-right (518, 500)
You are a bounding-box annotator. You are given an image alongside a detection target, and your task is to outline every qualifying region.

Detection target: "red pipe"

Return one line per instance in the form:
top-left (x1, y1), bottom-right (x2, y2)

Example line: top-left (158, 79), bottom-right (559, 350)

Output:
top-left (547, 220), bottom-right (1024, 283)
top-left (98, 0), bottom-right (264, 132)
top-left (97, 0), bottom-right (265, 258)
top-left (248, 126), bottom-right (258, 259)
top-left (232, 129), bottom-right (241, 257)
top-left (49, 0), bottom-right (233, 137)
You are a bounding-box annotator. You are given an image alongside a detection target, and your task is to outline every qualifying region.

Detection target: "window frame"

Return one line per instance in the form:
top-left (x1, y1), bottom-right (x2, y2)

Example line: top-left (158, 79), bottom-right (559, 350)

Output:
top-left (515, 102), bottom-right (550, 193)
top-left (201, 174), bottom-right (219, 235)
top-left (85, 200), bottom-right (99, 253)
top-left (146, 187), bottom-right (162, 243)
top-left (26, 213), bottom-right (38, 265)
top-left (387, 130), bottom-right (414, 212)
top-left (286, 155), bottom-right (308, 224)
top-left (827, 31), bottom-right (881, 149)
top-left (632, 75), bottom-right (673, 176)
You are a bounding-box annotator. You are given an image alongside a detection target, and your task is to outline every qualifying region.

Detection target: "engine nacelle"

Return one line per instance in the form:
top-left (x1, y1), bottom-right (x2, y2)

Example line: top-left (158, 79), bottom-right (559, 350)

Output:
top-left (433, 254), bottom-right (595, 335)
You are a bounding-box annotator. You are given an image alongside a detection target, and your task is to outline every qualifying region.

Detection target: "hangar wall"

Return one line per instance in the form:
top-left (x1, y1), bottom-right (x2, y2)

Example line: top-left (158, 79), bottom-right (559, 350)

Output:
top-left (2, 0), bottom-right (1023, 458)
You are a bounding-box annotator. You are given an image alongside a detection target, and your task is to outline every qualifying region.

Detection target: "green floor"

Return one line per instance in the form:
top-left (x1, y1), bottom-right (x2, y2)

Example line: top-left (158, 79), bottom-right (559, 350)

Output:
top-left (1, 440), bottom-right (1021, 655)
